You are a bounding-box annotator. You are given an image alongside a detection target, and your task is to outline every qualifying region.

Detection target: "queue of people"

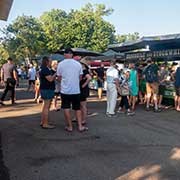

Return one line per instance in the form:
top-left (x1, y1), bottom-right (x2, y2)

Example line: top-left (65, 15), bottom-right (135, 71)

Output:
top-left (0, 52), bottom-right (180, 132)
top-left (105, 58), bottom-right (180, 117)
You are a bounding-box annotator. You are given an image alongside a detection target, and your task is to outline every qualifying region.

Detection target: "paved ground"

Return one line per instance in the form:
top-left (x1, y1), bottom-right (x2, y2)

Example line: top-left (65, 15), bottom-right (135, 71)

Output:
top-left (0, 84), bottom-right (180, 180)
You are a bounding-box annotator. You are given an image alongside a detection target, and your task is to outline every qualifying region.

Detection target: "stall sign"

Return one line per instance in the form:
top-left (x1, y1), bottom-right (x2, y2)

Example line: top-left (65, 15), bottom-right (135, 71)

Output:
top-left (126, 49), bottom-right (180, 60)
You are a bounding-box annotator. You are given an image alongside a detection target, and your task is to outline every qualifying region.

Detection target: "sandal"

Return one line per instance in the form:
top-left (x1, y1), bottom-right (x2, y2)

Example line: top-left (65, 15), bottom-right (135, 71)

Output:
top-left (78, 126), bottom-right (88, 132)
top-left (42, 124), bottom-right (55, 129)
top-left (82, 121), bottom-right (87, 125)
top-left (65, 126), bottom-right (73, 132)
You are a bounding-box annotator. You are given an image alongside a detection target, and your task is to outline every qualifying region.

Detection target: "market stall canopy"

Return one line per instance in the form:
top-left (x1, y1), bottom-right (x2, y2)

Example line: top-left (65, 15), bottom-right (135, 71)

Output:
top-left (108, 34), bottom-right (180, 52)
top-left (56, 48), bottom-right (103, 57)
top-left (90, 49), bottom-right (124, 61)
top-left (0, 0), bottom-right (14, 21)
top-left (50, 54), bottom-right (64, 62)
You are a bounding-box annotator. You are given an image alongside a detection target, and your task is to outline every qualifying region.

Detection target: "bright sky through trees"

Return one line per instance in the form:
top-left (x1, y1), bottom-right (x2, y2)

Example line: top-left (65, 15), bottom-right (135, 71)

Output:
top-left (0, 0), bottom-right (180, 36)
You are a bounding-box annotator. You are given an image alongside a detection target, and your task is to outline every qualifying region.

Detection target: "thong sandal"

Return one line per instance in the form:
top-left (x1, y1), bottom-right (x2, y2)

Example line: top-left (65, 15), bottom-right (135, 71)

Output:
top-left (42, 124), bottom-right (55, 129)
top-left (78, 126), bottom-right (88, 132)
top-left (65, 126), bottom-right (73, 132)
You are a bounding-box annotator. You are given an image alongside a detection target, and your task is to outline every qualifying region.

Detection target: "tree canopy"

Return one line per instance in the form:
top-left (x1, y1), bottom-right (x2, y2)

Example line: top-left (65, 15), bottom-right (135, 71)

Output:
top-left (0, 3), bottom-right (140, 65)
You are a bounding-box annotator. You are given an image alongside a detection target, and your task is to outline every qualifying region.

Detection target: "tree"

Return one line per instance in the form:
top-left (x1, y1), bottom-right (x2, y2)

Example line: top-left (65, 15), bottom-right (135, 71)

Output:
top-left (40, 3), bottom-right (116, 52)
top-left (116, 32), bottom-right (140, 43)
top-left (0, 44), bottom-right (9, 66)
top-left (1, 15), bottom-right (47, 63)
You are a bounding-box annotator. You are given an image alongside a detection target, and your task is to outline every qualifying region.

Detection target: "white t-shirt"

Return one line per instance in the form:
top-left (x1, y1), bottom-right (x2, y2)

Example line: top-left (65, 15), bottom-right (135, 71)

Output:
top-left (57, 59), bottom-right (83, 94)
top-left (17, 68), bottom-right (22, 75)
top-left (106, 66), bottom-right (119, 84)
top-left (28, 67), bottom-right (36, 80)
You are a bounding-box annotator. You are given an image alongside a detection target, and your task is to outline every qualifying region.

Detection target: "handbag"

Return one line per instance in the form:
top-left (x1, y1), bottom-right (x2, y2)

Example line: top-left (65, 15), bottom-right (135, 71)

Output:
top-left (118, 84), bottom-right (129, 96)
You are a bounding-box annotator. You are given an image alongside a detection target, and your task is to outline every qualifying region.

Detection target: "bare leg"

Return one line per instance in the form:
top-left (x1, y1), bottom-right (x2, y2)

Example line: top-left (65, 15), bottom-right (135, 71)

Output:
top-left (80, 101), bottom-right (87, 124)
top-left (146, 93), bottom-right (151, 108)
top-left (158, 95), bottom-right (163, 108)
top-left (64, 109), bottom-right (73, 130)
top-left (132, 96), bottom-right (136, 111)
top-left (174, 95), bottom-right (178, 109)
top-left (177, 96), bottom-right (180, 111)
top-left (139, 91), bottom-right (144, 104)
top-left (41, 100), bottom-right (51, 126)
top-left (153, 94), bottom-right (158, 110)
top-left (53, 95), bottom-right (58, 110)
top-left (98, 88), bottom-right (102, 99)
top-left (75, 110), bottom-right (83, 130)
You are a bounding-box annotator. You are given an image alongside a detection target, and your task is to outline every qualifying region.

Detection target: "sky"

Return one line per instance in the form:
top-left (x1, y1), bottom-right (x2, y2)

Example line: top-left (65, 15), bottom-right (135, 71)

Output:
top-left (0, 0), bottom-right (180, 37)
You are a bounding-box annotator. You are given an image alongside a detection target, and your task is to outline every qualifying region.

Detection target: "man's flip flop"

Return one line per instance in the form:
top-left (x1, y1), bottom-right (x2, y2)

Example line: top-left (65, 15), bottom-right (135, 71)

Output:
top-left (78, 126), bottom-right (88, 132)
top-left (42, 124), bottom-right (55, 129)
top-left (65, 126), bottom-right (73, 132)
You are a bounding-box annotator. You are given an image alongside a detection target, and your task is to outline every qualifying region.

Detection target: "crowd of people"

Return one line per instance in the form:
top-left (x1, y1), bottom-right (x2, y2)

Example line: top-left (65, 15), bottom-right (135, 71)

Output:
top-left (0, 49), bottom-right (180, 132)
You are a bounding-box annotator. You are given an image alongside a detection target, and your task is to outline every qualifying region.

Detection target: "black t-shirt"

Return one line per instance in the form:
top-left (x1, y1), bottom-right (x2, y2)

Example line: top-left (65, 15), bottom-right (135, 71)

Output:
top-left (39, 66), bottom-right (55, 90)
top-left (96, 67), bottom-right (104, 80)
top-left (80, 69), bottom-right (90, 97)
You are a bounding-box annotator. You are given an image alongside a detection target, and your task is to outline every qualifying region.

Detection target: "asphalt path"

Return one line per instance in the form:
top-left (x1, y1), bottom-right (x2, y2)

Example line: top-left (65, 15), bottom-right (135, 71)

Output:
top-left (0, 83), bottom-right (180, 180)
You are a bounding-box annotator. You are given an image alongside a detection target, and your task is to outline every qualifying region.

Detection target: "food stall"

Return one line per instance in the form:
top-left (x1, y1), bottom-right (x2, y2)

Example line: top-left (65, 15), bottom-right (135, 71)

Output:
top-left (108, 34), bottom-right (180, 103)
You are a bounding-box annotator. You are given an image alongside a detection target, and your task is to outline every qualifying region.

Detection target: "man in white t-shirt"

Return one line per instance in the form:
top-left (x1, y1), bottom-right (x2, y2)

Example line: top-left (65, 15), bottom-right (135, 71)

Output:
top-left (57, 48), bottom-right (88, 132)
top-left (27, 64), bottom-right (36, 91)
top-left (106, 61), bottom-right (119, 117)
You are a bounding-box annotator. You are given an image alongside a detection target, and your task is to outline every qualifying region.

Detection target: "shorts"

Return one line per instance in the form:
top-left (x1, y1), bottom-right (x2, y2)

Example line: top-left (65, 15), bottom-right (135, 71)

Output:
top-left (40, 89), bottom-right (54, 100)
top-left (97, 80), bottom-right (103, 88)
top-left (146, 82), bottom-right (159, 95)
top-left (175, 87), bottom-right (180, 96)
top-left (158, 85), bottom-right (166, 95)
top-left (80, 88), bottom-right (89, 102)
top-left (61, 93), bottom-right (80, 110)
top-left (29, 80), bottom-right (35, 85)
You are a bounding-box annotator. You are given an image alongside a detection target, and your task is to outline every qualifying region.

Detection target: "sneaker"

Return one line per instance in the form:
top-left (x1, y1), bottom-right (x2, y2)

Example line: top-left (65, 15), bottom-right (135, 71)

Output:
top-left (107, 114), bottom-right (117, 118)
top-left (117, 109), bottom-right (125, 114)
top-left (154, 109), bottom-right (161, 113)
top-left (127, 111), bottom-right (135, 116)
top-left (145, 107), bottom-right (150, 111)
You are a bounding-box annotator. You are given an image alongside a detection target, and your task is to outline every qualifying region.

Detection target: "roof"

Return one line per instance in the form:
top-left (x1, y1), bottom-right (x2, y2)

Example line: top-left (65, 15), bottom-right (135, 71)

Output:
top-left (108, 33), bottom-right (180, 52)
top-left (56, 48), bottom-right (103, 57)
top-left (0, 0), bottom-right (13, 21)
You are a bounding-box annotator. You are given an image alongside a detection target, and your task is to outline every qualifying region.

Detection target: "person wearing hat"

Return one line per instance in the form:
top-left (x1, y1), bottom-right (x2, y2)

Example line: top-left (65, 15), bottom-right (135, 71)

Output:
top-left (79, 58), bottom-right (92, 125)
top-left (57, 48), bottom-right (88, 132)
top-left (0, 57), bottom-right (19, 105)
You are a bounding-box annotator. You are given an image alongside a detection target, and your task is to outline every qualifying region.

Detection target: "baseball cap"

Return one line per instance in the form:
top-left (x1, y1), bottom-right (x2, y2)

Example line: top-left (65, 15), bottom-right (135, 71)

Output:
top-left (64, 48), bottom-right (73, 54)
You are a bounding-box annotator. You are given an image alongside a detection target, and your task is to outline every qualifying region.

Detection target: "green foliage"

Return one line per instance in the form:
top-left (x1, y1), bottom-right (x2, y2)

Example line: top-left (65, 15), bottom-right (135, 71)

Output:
top-left (0, 3), bottom-right (140, 63)
top-left (40, 4), bottom-right (115, 52)
top-left (1, 15), bottom-right (47, 63)
top-left (116, 32), bottom-right (140, 43)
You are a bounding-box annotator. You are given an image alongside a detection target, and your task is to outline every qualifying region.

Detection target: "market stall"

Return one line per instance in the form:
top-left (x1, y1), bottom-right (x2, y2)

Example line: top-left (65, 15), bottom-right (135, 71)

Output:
top-left (108, 34), bottom-right (180, 103)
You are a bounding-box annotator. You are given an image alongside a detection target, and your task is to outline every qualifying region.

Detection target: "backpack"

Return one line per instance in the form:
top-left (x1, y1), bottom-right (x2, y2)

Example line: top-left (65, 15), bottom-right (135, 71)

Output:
top-left (145, 64), bottom-right (158, 83)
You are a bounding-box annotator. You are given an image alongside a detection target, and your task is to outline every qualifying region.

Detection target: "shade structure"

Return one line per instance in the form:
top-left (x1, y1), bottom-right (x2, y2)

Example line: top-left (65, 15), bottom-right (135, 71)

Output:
top-left (56, 48), bottom-right (103, 57)
top-left (0, 0), bottom-right (14, 21)
top-left (50, 53), bottom-right (64, 62)
top-left (90, 49), bottom-right (124, 62)
top-left (108, 34), bottom-right (180, 52)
